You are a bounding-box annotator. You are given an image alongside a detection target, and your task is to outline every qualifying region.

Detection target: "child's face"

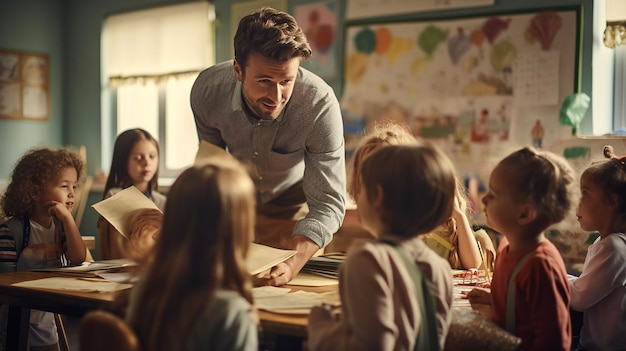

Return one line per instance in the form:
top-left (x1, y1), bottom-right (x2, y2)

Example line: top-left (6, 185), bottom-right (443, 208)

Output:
top-left (127, 139), bottom-right (159, 186)
top-left (39, 167), bottom-right (79, 212)
top-left (481, 165), bottom-right (522, 235)
top-left (577, 175), bottom-right (614, 233)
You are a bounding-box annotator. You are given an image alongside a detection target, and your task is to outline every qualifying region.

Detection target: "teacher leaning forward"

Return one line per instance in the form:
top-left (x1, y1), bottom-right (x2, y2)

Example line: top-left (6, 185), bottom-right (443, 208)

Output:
top-left (191, 7), bottom-right (346, 286)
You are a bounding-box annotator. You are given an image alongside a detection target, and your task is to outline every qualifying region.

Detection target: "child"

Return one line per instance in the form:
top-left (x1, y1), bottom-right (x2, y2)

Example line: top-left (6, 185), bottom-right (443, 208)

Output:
top-left (468, 147), bottom-right (575, 351)
top-left (0, 147), bottom-right (87, 350)
top-left (308, 143), bottom-right (457, 350)
top-left (126, 159), bottom-right (258, 351)
top-left (347, 122), bottom-right (492, 270)
top-left (124, 208), bottom-right (162, 264)
top-left (99, 128), bottom-right (166, 260)
top-left (568, 145), bottom-right (626, 351)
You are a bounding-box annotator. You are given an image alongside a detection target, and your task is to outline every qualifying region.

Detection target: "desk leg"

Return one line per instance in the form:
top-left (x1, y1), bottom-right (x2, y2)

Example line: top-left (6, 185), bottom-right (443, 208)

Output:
top-left (6, 305), bottom-right (29, 351)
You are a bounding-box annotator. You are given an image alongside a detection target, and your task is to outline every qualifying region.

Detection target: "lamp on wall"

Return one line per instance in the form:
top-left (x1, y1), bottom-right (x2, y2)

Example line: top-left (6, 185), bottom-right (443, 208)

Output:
top-left (604, 0), bottom-right (626, 48)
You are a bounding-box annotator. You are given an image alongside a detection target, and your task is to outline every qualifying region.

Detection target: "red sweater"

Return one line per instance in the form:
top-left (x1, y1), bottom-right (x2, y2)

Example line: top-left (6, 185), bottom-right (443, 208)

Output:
top-left (490, 240), bottom-right (571, 351)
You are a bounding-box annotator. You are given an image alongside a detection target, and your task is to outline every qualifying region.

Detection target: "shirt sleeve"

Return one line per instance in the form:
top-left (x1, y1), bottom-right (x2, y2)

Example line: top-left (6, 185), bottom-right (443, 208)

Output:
top-left (569, 236), bottom-right (626, 311)
top-left (190, 68), bottom-right (227, 148)
top-left (293, 93), bottom-right (346, 248)
top-left (0, 223), bottom-right (18, 273)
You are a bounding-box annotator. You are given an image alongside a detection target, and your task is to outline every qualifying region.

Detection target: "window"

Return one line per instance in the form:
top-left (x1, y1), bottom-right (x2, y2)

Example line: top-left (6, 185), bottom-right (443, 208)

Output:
top-left (102, 2), bottom-right (215, 177)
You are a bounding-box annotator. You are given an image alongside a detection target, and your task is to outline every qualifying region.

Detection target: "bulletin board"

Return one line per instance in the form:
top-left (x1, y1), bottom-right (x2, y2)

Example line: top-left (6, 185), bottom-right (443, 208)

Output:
top-left (341, 7), bottom-right (582, 174)
top-left (0, 50), bottom-right (50, 121)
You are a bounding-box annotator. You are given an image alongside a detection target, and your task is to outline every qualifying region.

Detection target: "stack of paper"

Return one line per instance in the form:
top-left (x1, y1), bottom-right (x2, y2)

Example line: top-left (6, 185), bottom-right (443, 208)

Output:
top-left (30, 259), bottom-right (137, 278)
top-left (301, 252), bottom-right (345, 279)
top-left (252, 286), bottom-right (340, 314)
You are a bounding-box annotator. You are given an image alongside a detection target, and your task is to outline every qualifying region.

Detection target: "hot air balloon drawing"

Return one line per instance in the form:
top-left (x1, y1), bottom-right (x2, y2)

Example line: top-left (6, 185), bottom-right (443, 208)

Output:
top-left (482, 17), bottom-right (511, 44)
top-left (448, 28), bottom-right (471, 65)
top-left (527, 12), bottom-right (562, 51)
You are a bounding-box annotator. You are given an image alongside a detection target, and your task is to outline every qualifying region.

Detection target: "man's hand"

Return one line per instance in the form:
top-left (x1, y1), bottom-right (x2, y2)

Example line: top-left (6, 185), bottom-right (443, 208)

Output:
top-left (266, 235), bottom-right (320, 286)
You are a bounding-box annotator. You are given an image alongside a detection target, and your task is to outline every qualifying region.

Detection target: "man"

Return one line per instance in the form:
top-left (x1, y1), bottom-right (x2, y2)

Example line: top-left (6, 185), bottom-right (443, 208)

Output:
top-left (191, 7), bottom-right (346, 286)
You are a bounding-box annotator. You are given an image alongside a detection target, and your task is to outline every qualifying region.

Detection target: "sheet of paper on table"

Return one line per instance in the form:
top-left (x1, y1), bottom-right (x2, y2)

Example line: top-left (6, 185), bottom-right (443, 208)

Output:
top-left (247, 243), bottom-right (297, 275)
top-left (252, 287), bottom-right (340, 314)
top-left (91, 186), bottom-right (161, 239)
top-left (288, 272), bottom-right (338, 287)
top-left (30, 259), bottom-right (137, 278)
top-left (12, 277), bottom-right (132, 293)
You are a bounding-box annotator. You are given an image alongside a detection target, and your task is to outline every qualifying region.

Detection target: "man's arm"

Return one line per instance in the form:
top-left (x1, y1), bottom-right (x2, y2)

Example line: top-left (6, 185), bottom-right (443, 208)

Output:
top-left (266, 235), bottom-right (319, 286)
top-left (265, 86), bottom-right (346, 286)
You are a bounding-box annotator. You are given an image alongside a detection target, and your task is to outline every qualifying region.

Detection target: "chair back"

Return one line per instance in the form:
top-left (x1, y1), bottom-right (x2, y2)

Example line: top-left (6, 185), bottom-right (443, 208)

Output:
top-left (79, 310), bottom-right (140, 351)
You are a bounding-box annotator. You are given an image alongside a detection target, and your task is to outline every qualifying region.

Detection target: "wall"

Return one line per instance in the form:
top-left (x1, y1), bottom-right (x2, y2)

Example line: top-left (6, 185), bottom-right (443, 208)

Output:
top-left (0, 0), bottom-right (64, 179)
top-left (0, 0), bottom-right (599, 257)
top-left (0, 0), bottom-right (597, 178)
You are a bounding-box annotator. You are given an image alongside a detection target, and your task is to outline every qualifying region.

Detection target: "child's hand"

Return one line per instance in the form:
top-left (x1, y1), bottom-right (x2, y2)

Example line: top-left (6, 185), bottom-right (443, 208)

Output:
top-left (45, 201), bottom-right (73, 222)
top-left (465, 287), bottom-right (491, 305)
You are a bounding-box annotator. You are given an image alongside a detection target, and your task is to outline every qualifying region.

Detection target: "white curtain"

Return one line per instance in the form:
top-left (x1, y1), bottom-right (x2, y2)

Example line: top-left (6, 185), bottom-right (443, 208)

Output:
top-left (102, 1), bottom-right (215, 83)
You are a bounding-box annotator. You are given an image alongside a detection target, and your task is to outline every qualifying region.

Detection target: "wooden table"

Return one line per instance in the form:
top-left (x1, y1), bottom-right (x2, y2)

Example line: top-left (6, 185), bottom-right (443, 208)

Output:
top-left (0, 270), bottom-right (489, 351)
top-left (0, 271), bottom-right (334, 351)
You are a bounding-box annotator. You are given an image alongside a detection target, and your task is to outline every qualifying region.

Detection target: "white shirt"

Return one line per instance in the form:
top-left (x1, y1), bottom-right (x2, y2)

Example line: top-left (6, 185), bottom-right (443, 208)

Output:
top-left (568, 232), bottom-right (626, 350)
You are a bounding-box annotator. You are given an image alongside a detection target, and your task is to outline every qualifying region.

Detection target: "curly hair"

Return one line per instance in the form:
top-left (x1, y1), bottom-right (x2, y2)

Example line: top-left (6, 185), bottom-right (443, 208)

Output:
top-left (1, 147), bottom-right (84, 217)
top-left (234, 7), bottom-right (311, 71)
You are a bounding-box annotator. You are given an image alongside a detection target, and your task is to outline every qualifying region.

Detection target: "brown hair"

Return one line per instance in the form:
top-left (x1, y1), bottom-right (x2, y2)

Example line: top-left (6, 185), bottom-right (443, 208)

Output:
top-left (496, 147), bottom-right (576, 229)
top-left (581, 145), bottom-right (626, 230)
top-left (128, 159), bottom-right (256, 351)
top-left (361, 143), bottom-right (457, 237)
top-left (103, 128), bottom-right (160, 197)
top-left (348, 122), bottom-right (418, 200)
top-left (2, 147), bottom-right (84, 217)
top-left (233, 7), bottom-right (311, 71)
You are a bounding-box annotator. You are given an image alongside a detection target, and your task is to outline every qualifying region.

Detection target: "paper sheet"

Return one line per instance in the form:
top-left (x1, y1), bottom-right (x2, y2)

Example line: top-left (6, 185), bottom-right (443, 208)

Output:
top-left (91, 186), bottom-right (161, 239)
top-left (12, 277), bottom-right (132, 293)
top-left (254, 290), bottom-right (340, 314)
top-left (194, 140), bottom-right (237, 165)
top-left (289, 272), bottom-right (338, 287)
top-left (247, 243), bottom-right (297, 275)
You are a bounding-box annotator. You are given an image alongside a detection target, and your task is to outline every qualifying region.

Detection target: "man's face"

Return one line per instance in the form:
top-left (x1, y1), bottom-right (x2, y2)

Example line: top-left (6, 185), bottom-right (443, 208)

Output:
top-left (234, 53), bottom-right (300, 120)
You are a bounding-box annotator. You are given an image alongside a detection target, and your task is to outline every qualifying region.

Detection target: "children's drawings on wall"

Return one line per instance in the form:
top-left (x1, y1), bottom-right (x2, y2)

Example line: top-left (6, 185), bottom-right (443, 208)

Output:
top-left (346, 0), bottom-right (494, 20)
top-left (295, 1), bottom-right (338, 80)
top-left (341, 8), bottom-right (579, 172)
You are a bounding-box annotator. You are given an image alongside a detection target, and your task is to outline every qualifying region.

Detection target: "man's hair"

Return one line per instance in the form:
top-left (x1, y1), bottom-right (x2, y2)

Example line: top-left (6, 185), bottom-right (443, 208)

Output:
top-left (234, 7), bottom-right (311, 70)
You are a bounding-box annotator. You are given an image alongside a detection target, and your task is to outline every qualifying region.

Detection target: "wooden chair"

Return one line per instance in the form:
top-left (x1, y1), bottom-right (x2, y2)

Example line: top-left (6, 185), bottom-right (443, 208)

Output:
top-left (79, 310), bottom-right (140, 351)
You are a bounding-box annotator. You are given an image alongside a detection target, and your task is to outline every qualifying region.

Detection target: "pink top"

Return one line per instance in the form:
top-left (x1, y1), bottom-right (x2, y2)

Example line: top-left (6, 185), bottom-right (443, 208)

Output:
top-left (307, 235), bottom-right (453, 351)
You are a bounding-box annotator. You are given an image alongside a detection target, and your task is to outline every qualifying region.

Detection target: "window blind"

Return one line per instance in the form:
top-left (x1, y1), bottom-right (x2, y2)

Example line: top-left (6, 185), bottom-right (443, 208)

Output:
top-left (102, 1), bottom-right (215, 86)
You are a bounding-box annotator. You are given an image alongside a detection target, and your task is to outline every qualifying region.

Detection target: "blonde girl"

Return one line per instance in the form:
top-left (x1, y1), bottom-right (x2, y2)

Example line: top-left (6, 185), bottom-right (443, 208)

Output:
top-left (126, 159), bottom-right (258, 351)
top-left (0, 147), bottom-right (86, 350)
top-left (469, 147), bottom-right (575, 351)
top-left (309, 143), bottom-right (456, 350)
top-left (569, 145), bottom-right (626, 351)
top-left (347, 122), bottom-right (491, 270)
top-left (99, 128), bottom-right (166, 259)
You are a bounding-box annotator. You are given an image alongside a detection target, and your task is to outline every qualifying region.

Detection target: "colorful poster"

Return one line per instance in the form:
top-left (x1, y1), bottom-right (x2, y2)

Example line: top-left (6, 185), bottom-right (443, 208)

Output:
top-left (341, 9), bottom-right (579, 171)
top-left (295, 1), bottom-right (339, 80)
top-left (346, 0), bottom-right (494, 20)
